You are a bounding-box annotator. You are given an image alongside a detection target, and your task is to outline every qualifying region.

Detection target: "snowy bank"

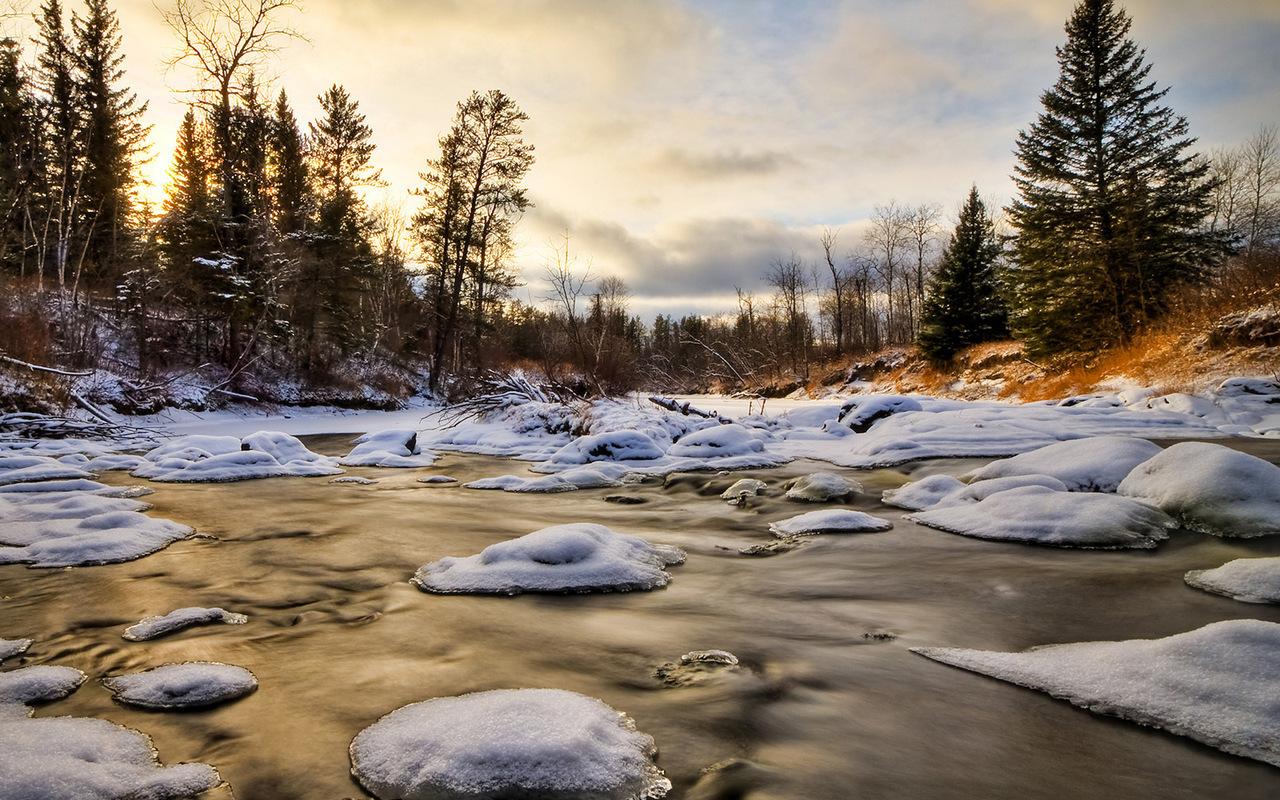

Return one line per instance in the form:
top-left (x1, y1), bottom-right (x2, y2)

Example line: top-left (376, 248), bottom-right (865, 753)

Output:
top-left (965, 436), bottom-right (1161, 492)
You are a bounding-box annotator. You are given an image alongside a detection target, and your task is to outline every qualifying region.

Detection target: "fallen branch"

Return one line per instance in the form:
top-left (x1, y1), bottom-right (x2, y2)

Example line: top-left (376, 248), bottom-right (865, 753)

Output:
top-left (648, 395), bottom-right (733, 424)
top-left (71, 392), bottom-right (114, 424)
top-left (0, 353), bottom-right (93, 378)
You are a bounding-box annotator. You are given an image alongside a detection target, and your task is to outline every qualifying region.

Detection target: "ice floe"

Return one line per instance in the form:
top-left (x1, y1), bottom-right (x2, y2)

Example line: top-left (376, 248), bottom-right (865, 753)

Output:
top-left (0, 665), bottom-right (85, 714)
top-left (769, 509), bottom-right (893, 537)
top-left (104, 662), bottom-right (258, 709)
top-left (912, 619), bottom-right (1280, 767)
top-left (132, 431), bottom-right (341, 482)
top-left (965, 436), bottom-right (1162, 492)
top-left (908, 485), bottom-right (1174, 548)
top-left (784, 471), bottom-right (860, 502)
top-left (413, 523), bottom-right (684, 595)
top-left (0, 639), bottom-right (31, 665)
top-left (123, 607), bottom-right (249, 642)
top-left (339, 429), bottom-right (438, 467)
top-left (467, 463), bottom-right (636, 493)
top-left (0, 492), bottom-right (150, 522)
top-left (1117, 441), bottom-right (1280, 538)
top-left (0, 478), bottom-right (151, 497)
top-left (349, 688), bottom-right (670, 800)
top-left (331, 476), bottom-right (378, 485)
top-left (0, 455), bottom-right (92, 486)
top-left (0, 508), bottom-right (194, 568)
top-left (1185, 557), bottom-right (1280, 604)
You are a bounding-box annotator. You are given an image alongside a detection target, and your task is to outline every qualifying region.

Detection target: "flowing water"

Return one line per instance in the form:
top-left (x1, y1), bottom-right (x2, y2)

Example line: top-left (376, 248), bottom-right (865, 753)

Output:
top-left (5, 436), bottom-right (1280, 800)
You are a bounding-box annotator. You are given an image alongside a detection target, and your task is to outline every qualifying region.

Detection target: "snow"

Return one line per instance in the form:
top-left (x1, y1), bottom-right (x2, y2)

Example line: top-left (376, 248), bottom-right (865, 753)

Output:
top-left (667, 424), bottom-right (765, 458)
top-left (413, 523), bottom-right (685, 595)
top-left (1117, 442), bottom-right (1280, 538)
top-left (544, 431), bottom-right (668, 467)
top-left (769, 509), bottom-right (893, 537)
top-left (908, 485), bottom-right (1175, 549)
top-left (965, 436), bottom-right (1162, 492)
top-left (784, 471), bottom-right (860, 502)
top-left (331, 476), bottom-right (378, 485)
top-left (349, 688), bottom-right (670, 800)
top-left (0, 665), bottom-right (85, 714)
top-left (837, 394), bottom-right (922, 432)
top-left (0, 492), bottom-right (149, 522)
top-left (122, 607), bottom-right (249, 642)
top-left (0, 510), bottom-right (193, 568)
top-left (417, 475), bottom-right (457, 484)
top-left (0, 716), bottom-right (221, 798)
top-left (104, 662), bottom-right (258, 709)
top-left (912, 619), bottom-right (1280, 768)
top-left (466, 463), bottom-right (635, 494)
top-left (0, 455), bottom-right (92, 486)
top-left (882, 473), bottom-right (1069, 511)
top-left (0, 478), bottom-right (150, 497)
top-left (720, 478), bottom-right (768, 502)
top-left (679, 650), bottom-right (739, 666)
top-left (1185, 558), bottom-right (1280, 604)
top-left (132, 431), bottom-right (341, 482)
top-left (0, 639), bottom-right (31, 665)
top-left (339, 429), bottom-right (438, 468)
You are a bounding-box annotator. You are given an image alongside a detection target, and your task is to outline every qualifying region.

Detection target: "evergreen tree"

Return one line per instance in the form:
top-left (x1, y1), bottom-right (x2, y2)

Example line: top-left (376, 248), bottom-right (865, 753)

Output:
top-left (160, 108), bottom-right (214, 270)
top-left (309, 84), bottom-right (379, 237)
top-left (1007, 0), bottom-right (1222, 355)
top-left (270, 89), bottom-right (309, 234)
top-left (33, 0), bottom-right (81, 290)
top-left (0, 37), bottom-right (40, 273)
top-left (917, 186), bottom-right (1007, 361)
top-left (71, 0), bottom-right (149, 283)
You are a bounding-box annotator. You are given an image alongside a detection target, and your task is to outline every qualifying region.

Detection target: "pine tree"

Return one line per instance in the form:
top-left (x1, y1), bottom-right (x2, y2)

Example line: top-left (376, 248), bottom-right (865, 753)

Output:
top-left (270, 89), bottom-right (309, 235)
top-left (71, 0), bottom-right (149, 283)
top-left (0, 37), bottom-right (40, 274)
top-left (33, 0), bottom-right (81, 291)
top-left (159, 107), bottom-right (218, 313)
top-left (1007, 0), bottom-right (1223, 355)
top-left (309, 84), bottom-right (379, 237)
top-left (917, 187), bottom-right (1007, 361)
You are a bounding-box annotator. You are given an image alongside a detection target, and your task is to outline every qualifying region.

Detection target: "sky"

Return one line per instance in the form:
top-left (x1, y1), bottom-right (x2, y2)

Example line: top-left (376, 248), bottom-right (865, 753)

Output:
top-left (6, 0), bottom-right (1279, 318)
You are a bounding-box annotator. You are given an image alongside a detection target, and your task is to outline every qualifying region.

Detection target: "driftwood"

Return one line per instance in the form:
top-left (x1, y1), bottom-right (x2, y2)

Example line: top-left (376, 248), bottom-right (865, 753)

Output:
top-left (648, 395), bottom-right (733, 424)
top-left (0, 353), bottom-right (93, 378)
top-left (0, 412), bottom-right (163, 445)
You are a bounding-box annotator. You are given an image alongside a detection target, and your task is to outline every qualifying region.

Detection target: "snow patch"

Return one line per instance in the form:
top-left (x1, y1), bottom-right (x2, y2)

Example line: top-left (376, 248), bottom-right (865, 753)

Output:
top-left (104, 662), bottom-right (258, 709)
top-left (123, 607), bottom-right (248, 642)
top-left (784, 472), bottom-right (860, 502)
top-left (1185, 557), bottom-right (1280, 604)
top-left (132, 431), bottom-right (341, 482)
top-left (965, 436), bottom-right (1162, 492)
top-left (770, 509), bottom-right (893, 537)
top-left (340, 429), bottom-right (438, 468)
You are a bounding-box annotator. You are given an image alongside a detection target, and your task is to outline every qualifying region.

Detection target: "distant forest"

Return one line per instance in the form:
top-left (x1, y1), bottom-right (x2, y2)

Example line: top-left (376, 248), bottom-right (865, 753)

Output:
top-left (0, 0), bottom-right (1276, 411)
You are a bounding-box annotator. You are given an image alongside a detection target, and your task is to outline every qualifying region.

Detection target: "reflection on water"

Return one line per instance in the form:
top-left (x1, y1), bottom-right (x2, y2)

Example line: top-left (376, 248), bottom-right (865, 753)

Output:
top-left (4, 435), bottom-right (1280, 799)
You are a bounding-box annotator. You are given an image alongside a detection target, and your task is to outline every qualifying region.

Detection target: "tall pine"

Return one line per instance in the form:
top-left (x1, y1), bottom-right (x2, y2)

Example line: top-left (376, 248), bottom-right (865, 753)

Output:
top-left (1007, 0), bottom-right (1222, 355)
top-left (918, 187), bottom-right (1007, 361)
top-left (270, 90), bottom-right (309, 235)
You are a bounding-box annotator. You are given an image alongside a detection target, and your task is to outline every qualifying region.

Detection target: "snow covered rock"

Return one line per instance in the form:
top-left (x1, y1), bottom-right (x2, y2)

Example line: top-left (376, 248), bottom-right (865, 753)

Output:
top-left (466, 463), bottom-right (634, 494)
top-left (965, 436), bottom-right (1161, 492)
top-left (720, 478), bottom-right (768, 502)
top-left (1117, 442), bottom-right (1280, 538)
top-left (0, 665), bottom-right (85, 713)
top-left (123, 607), bottom-right (248, 642)
top-left (413, 523), bottom-right (685, 595)
top-left (667, 424), bottom-right (764, 458)
top-left (0, 715), bottom-right (221, 798)
top-left (881, 474), bottom-right (965, 511)
top-left (331, 476), bottom-right (379, 485)
top-left (544, 431), bottom-right (667, 467)
top-left (0, 492), bottom-right (149, 522)
top-left (908, 485), bottom-right (1174, 549)
top-left (0, 510), bottom-right (194, 568)
top-left (133, 431), bottom-right (341, 482)
top-left (0, 478), bottom-right (151, 497)
top-left (838, 394), bottom-right (922, 432)
top-left (0, 639), bottom-right (32, 665)
top-left (0, 455), bottom-right (92, 487)
top-left (1217, 376), bottom-right (1280, 398)
top-left (349, 688), bottom-right (670, 800)
top-left (655, 650), bottom-right (741, 686)
top-left (912, 619), bottom-right (1280, 767)
top-left (340, 429), bottom-right (438, 468)
top-left (1185, 557), bottom-right (1280, 604)
top-left (784, 471), bottom-right (860, 502)
top-left (104, 662), bottom-right (258, 709)
top-left (769, 509), bottom-right (893, 537)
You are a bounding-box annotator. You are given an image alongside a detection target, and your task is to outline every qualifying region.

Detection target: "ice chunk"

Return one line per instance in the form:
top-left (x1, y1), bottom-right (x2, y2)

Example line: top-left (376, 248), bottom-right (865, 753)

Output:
top-left (680, 649), bottom-right (739, 666)
top-left (838, 394), bottom-right (922, 432)
top-left (909, 485), bottom-right (1174, 549)
top-left (133, 432), bottom-right (341, 483)
top-left (349, 688), bottom-right (670, 800)
top-left (881, 474), bottom-right (966, 511)
top-left (104, 662), bottom-right (258, 709)
top-left (1117, 442), bottom-right (1280, 538)
top-left (655, 650), bottom-right (741, 686)
top-left (769, 509), bottom-right (893, 537)
top-left (0, 638), bottom-right (32, 664)
top-left (466, 463), bottom-right (633, 493)
top-left (720, 478), bottom-right (768, 502)
top-left (784, 471), bottom-right (860, 502)
top-left (414, 523), bottom-right (685, 595)
top-left (123, 607), bottom-right (249, 642)
top-left (340, 429), bottom-right (438, 468)
top-left (1185, 557), bottom-right (1280, 604)
top-left (0, 715), bottom-right (220, 798)
top-left (0, 455), bottom-right (92, 486)
top-left (544, 431), bottom-right (666, 466)
top-left (912, 619), bottom-right (1280, 767)
top-left (0, 510), bottom-right (194, 568)
top-left (966, 436), bottom-right (1162, 492)
top-left (668, 424), bottom-right (764, 458)
top-left (0, 665), bottom-right (85, 713)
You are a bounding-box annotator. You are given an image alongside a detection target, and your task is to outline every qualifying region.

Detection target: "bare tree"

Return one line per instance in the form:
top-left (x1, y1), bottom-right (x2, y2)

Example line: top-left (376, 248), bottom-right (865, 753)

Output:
top-left (542, 232), bottom-right (600, 393)
top-left (820, 227), bottom-right (849, 355)
top-left (1240, 125), bottom-right (1280, 255)
top-left (767, 254), bottom-right (811, 378)
top-left (904, 203), bottom-right (942, 337)
top-left (864, 201), bottom-right (910, 343)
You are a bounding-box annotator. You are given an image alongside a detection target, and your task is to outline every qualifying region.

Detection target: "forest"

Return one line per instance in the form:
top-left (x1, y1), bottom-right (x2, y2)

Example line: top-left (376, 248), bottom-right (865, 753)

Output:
top-left (0, 0), bottom-right (1277, 413)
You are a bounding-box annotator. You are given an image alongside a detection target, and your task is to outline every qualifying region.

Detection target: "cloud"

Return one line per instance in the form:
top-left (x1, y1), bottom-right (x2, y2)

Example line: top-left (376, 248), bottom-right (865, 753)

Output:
top-left (653, 148), bottom-right (802, 180)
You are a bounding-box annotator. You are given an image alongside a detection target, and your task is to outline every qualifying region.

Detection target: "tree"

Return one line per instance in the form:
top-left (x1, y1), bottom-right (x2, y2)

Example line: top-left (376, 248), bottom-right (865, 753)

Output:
top-left (917, 186), bottom-right (1007, 361)
top-left (0, 35), bottom-right (40, 274)
top-left (1007, 0), bottom-right (1222, 355)
top-left (33, 0), bottom-right (82, 293)
top-left (269, 88), bottom-right (308, 234)
top-left (72, 0), bottom-right (149, 283)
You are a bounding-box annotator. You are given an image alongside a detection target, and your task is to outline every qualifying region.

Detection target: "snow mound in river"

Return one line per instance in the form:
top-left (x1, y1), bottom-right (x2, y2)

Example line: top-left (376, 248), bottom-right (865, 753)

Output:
top-left (0, 455), bottom-right (92, 486)
top-left (1185, 557), bottom-right (1280, 604)
top-left (104, 662), bottom-right (258, 709)
top-left (912, 619), bottom-right (1280, 767)
top-left (909, 485), bottom-right (1174, 548)
top-left (0, 478), bottom-right (150, 497)
top-left (414, 523), bottom-right (684, 595)
top-left (0, 665), bottom-right (85, 713)
top-left (720, 478), bottom-right (768, 502)
top-left (770, 509), bottom-right (892, 537)
top-left (785, 471), bottom-right (860, 502)
top-left (667, 424), bottom-right (764, 458)
top-left (132, 432), bottom-right (341, 482)
top-left (349, 688), bottom-right (670, 800)
top-left (0, 510), bottom-right (193, 568)
top-left (123, 607), bottom-right (248, 641)
top-left (0, 492), bottom-right (149, 522)
top-left (1117, 441), bottom-right (1280, 538)
top-left (340, 429), bottom-right (438, 467)
top-left (884, 474), bottom-right (1068, 511)
top-left (544, 431), bottom-right (667, 467)
top-left (466, 463), bottom-right (634, 493)
top-left (965, 436), bottom-right (1162, 492)
top-left (0, 638), bottom-right (32, 664)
